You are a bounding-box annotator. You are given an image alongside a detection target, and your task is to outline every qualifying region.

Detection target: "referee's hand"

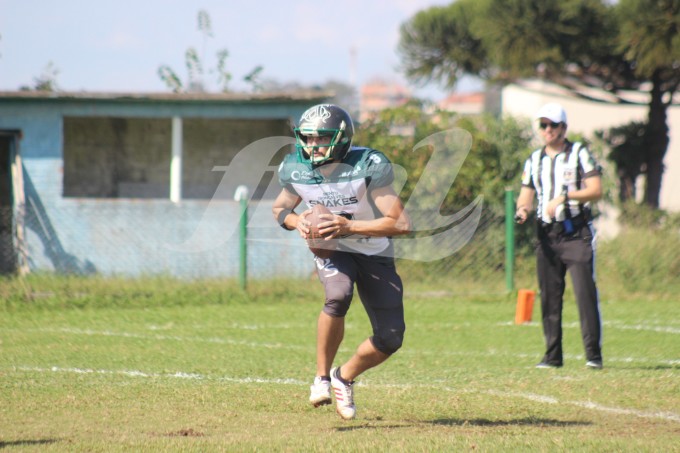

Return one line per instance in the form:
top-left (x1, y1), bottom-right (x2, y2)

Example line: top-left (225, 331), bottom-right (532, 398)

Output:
top-left (514, 207), bottom-right (528, 224)
top-left (546, 195), bottom-right (567, 218)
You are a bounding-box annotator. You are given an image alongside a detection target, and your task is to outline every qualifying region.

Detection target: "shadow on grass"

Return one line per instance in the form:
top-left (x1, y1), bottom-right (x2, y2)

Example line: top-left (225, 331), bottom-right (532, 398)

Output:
top-left (335, 418), bottom-right (590, 432)
top-left (0, 439), bottom-right (60, 449)
top-left (429, 418), bottom-right (590, 427)
top-left (336, 424), bottom-right (414, 432)
top-left (616, 365), bottom-right (679, 371)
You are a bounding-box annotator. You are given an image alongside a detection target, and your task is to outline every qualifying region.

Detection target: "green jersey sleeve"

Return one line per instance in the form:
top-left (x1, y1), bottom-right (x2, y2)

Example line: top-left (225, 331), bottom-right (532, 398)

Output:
top-left (356, 148), bottom-right (394, 188)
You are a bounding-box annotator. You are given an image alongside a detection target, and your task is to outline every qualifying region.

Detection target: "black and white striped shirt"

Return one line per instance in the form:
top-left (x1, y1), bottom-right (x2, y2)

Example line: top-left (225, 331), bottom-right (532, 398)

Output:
top-left (521, 140), bottom-right (601, 223)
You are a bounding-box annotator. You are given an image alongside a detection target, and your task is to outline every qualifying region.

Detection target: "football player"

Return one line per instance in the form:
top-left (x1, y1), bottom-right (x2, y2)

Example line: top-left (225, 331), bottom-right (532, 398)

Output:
top-left (273, 104), bottom-right (411, 420)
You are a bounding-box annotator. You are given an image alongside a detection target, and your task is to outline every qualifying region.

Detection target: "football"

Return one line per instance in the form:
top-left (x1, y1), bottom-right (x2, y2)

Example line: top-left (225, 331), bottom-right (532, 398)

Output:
top-left (307, 204), bottom-right (337, 259)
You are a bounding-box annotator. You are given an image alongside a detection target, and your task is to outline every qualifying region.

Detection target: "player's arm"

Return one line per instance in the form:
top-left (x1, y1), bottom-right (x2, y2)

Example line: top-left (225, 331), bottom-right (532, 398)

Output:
top-left (319, 185), bottom-right (411, 238)
top-left (515, 186), bottom-right (535, 224)
top-left (272, 188), bottom-right (309, 237)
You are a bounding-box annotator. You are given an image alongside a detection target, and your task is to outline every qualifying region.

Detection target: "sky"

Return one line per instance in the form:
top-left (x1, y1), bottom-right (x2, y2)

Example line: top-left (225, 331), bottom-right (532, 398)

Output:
top-left (0, 0), bottom-right (481, 101)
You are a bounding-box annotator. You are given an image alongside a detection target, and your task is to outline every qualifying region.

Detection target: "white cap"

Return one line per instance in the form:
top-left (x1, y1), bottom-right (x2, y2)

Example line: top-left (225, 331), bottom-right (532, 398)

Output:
top-left (536, 103), bottom-right (567, 124)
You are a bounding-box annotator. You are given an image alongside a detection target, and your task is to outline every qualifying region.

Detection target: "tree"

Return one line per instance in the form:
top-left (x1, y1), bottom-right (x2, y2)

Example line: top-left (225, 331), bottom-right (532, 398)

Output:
top-left (158, 10), bottom-right (264, 93)
top-left (243, 65), bottom-right (264, 92)
top-left (595, 121), bottom-right (647, 203)
top-left (19, 61), bottom-right (60, 92)
top-left (355, 104), bottom-right (537, 269)
top-left (355, 103), bottom-right (533, 214)
top-left (398, 0), bottom-right (680, 208)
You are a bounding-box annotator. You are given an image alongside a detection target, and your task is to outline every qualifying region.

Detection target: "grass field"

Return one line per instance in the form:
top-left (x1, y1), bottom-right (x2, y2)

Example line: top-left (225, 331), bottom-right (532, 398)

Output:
top-left (1, 276), bottom-right (678, 452)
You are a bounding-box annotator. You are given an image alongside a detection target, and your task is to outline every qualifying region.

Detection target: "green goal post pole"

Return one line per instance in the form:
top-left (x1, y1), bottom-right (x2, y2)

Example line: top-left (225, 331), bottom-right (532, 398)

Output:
top-left (505, 188), bottom-right (515, 292)
top-left (235, 185), bottom-right (249, 291)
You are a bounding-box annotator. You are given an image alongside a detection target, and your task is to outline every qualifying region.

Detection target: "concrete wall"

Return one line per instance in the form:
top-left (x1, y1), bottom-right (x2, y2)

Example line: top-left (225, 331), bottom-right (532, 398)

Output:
top-left (21, 192), bottom-right (313, 278)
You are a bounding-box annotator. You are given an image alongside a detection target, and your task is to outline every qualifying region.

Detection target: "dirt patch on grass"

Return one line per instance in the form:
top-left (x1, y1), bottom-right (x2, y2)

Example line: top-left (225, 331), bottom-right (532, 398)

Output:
top-left (159, 428), bottom-right (205, 437)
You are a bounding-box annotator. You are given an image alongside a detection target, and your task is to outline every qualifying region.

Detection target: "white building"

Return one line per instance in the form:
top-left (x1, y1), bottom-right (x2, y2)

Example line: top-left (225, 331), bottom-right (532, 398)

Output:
top-left (502, 80), bottom-right (680, 213)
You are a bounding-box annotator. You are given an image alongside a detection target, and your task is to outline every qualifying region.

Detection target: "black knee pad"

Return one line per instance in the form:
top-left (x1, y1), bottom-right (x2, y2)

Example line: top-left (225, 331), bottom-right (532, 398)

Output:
top-left (371, 327), bottom-right (405, 355)
top-left (322, 285), bottom-right (353, 317)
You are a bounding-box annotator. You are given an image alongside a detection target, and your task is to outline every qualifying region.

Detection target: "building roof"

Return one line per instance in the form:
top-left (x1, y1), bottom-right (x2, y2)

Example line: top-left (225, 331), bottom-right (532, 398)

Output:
top-left (440, 91), bottom-right (484, 105)
top-left (0, 90), bottom-right (332, 104)
top-left (438, 91), bottom-right (485, 114)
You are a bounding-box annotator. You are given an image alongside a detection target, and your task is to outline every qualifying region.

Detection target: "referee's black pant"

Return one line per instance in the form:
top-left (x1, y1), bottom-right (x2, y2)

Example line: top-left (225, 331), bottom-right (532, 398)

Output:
top-left (536, 222), bottom-right (602, 366)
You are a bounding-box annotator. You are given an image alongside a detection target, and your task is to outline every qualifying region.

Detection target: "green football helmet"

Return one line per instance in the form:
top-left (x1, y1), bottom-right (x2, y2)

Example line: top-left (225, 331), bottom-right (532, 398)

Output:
top-left (294, 104), bottom-right (354, 165)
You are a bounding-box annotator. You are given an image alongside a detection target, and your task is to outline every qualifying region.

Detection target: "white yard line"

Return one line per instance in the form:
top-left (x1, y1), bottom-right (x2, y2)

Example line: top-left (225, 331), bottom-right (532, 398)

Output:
top-left (12, 366), bottom-right (305, 384)
top-left (23, 327), bottom-right (307, 350)
top-left (8, 365), bottom-right (680, 423)
top-left (484, 389), bottom-right (680, 423)
top-left (496, 320), bottom-right (680, 334)
top-left (14, 327), bottom-right (680, 366)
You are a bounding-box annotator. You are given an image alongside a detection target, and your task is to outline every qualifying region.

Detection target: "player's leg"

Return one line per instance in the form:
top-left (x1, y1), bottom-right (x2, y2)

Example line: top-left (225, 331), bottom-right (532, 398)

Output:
top-left (331, 252), bottom-right (404, 420)
top-left (315, 312), bottom-right (344, 379)
top-left (310, 253), bottom-right (356, 407)
top-left (343, 252), bottom-right (404, 378)
top-left (337, 339), bottom-right (391, 381)
top-left (309, 311), bottom-right (343, 407)
top-left (536, 232), bottom-right (567, 367)
top-left (329, 340), bottom-right (388, 420)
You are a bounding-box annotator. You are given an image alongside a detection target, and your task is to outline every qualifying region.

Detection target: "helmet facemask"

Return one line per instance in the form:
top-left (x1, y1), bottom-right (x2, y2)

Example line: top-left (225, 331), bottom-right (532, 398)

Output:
top-left (295, 125), bottom-right (348, 166)
top-left (294, 104), bottom-right (354, 167)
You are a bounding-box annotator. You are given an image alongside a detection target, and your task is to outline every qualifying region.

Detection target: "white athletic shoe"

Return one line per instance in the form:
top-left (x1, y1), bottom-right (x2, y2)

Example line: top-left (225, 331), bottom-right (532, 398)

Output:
top-left (309, 376), bottom-right (332, 407)
top-left (330, 367), bottom-right (356, 420)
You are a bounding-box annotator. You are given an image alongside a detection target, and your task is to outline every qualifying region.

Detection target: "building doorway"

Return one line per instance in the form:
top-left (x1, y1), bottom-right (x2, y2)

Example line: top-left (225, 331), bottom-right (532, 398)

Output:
top-left (0, 131), bottom-right (24, 274)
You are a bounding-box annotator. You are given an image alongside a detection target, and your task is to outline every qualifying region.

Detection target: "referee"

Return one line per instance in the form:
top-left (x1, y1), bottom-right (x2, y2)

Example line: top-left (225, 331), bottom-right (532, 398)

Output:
top-left (515, 103), bottom-right (604, 370)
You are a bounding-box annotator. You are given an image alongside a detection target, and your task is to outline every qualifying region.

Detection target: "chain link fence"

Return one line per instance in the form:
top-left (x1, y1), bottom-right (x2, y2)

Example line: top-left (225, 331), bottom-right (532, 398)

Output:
top-left (1, 202), bottom-right (678, 296)
top-left (0, 201), bottom-right (514, 290)
top-left (395, 207), bottom-right (508, 290)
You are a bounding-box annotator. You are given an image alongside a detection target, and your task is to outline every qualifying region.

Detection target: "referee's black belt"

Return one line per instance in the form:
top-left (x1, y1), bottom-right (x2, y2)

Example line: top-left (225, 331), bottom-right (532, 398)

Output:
top-left (538, 213), bottom-right (588, 234)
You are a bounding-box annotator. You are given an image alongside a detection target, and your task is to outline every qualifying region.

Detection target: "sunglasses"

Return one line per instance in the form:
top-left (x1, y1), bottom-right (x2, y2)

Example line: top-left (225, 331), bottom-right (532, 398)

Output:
top-left (539, 121), bottom-right (562, 130)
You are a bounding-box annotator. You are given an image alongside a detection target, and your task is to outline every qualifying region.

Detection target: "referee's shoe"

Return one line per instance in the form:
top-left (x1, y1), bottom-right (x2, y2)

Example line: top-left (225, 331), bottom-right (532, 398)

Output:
top-left (535, 361), bottom-right (562, 369)
top-left (586, 360), bottom-right (603, 369)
